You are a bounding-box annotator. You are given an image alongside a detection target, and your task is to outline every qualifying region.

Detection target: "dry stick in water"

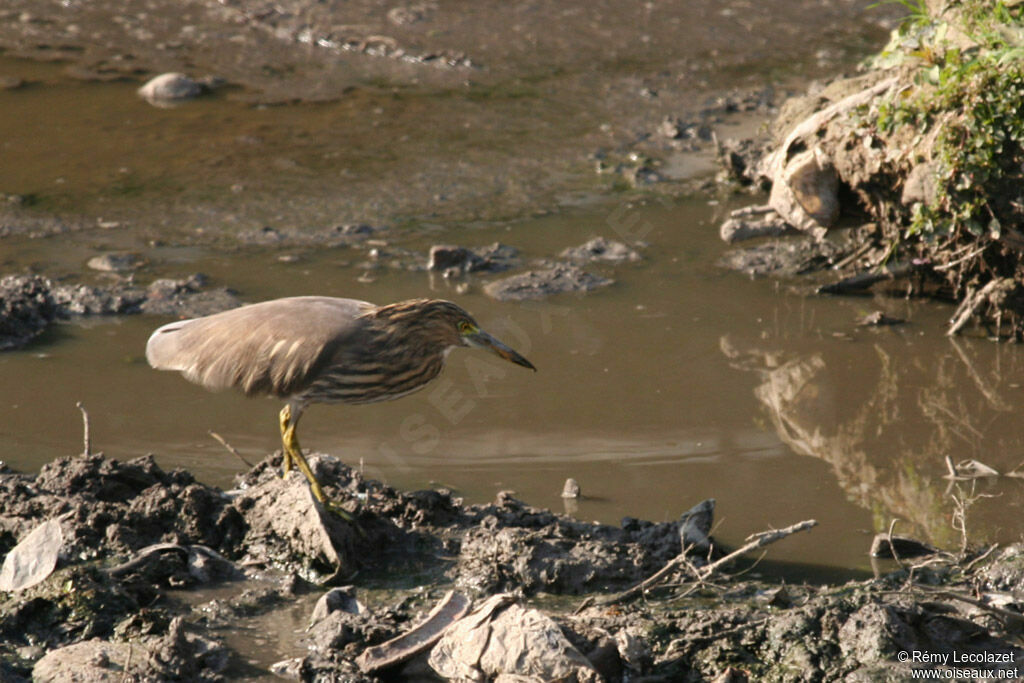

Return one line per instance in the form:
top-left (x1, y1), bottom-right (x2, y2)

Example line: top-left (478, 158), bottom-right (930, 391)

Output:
top-left (76, 401), bottom-right (91, 456)
top-left (598, 519), bottom-right (818, 607)
top-left (209, 431), bottom-right (256, 470)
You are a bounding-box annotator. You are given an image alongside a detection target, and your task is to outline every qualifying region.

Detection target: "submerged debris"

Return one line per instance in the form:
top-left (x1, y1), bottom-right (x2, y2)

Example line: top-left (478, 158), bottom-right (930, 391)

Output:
top-left (560, 237), bottom-right (642, 265)
top-left (484, 264), bottom-right (613, 301)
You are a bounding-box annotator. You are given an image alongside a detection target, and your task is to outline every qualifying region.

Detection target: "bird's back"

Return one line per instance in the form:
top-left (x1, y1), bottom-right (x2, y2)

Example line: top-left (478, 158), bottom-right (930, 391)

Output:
top-left (146, 296), bottom-right (375, 398)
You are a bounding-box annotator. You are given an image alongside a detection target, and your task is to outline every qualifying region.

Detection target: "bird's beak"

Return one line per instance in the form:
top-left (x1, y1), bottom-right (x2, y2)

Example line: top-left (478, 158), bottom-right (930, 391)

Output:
top-left (467, 329), bottom-right (536, 371)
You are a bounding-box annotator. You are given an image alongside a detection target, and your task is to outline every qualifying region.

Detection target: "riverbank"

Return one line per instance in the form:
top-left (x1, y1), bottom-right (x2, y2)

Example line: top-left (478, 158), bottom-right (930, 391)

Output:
top-left (3, 451), bottom-right (1022, 681)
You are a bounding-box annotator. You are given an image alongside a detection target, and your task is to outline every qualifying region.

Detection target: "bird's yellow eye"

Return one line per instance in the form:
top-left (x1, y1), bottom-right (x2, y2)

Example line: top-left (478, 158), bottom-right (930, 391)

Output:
top-left (458, 320), bottom-right (475, 335)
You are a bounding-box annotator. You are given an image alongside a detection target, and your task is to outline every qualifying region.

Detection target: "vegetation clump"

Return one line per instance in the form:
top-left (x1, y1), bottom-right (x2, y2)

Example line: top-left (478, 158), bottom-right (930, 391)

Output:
top-left (745, 0), bottom-right (1024, 335)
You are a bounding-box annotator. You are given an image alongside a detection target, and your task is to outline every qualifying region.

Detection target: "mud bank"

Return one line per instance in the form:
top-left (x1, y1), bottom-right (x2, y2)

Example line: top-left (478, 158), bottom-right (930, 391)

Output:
top-left (0, 0), bottom-right (900, 242)
top-left (717, 1), bottom-right (1024, 338)
top-left (2, 452), bottom-right (1022, 681)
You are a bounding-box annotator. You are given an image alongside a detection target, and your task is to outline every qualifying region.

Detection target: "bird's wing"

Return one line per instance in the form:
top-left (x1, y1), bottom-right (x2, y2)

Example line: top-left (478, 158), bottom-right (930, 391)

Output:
top-left (145, 296), bottom-right (375, 397)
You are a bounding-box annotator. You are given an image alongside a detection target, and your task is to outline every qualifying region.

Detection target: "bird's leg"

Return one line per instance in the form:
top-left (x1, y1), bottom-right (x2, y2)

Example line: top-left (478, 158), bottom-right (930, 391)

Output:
top-left (279, 403), bottom-right (327, 502)
top-left (278, 404), bottom-right (295, 475)
top-left (279, 402), bottom-right (360, 526)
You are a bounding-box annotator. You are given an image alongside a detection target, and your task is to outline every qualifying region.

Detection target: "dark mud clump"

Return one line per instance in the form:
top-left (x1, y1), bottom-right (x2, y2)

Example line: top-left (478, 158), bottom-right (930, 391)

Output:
top-left (484, 264), bottom-right (613, 302)
top-left (0, 273), bottom-right (241, 350)
top-left (427, 243), bottom-right (519, 277)
top-left (0, 274), bottom-right (60, 351)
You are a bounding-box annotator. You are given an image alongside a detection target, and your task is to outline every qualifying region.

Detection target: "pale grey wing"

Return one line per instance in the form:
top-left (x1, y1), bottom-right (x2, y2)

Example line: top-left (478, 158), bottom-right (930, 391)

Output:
top-left (145, 296), bottom-right (375, 398)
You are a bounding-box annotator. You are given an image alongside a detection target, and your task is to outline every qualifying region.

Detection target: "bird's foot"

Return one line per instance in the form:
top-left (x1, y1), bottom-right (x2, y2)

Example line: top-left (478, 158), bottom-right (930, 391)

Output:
top-left (321, 498), bottom-right (367, 538)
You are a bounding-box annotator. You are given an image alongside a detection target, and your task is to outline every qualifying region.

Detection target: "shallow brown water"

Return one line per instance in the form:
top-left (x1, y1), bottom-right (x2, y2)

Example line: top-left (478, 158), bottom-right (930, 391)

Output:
top-left (6, 194), bottom-right (1024, 581)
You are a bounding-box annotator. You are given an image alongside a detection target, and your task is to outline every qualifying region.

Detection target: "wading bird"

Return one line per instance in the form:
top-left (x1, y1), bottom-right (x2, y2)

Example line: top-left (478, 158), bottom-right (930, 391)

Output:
top-left (146, 297), bottom-right (535, 510)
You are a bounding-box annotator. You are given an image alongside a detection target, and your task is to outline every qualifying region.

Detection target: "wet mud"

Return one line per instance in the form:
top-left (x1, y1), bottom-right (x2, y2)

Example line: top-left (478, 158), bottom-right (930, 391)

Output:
top-left (0, 273), bottom-right (240, 350)
top-left (3, 452), bottom-right (1023, 681)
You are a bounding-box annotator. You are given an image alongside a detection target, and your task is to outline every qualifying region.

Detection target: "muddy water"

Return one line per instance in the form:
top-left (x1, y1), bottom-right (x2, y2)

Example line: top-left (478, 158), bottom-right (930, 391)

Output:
top-left (0, 0), bottom-right (1008, 582)
top-left (6, 192), bottom-right (1024, 579)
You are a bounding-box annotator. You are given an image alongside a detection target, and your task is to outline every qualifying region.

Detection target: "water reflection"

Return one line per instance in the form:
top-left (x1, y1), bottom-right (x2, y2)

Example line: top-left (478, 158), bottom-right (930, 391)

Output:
top-left (726, 329), bottom-right (1024, 549)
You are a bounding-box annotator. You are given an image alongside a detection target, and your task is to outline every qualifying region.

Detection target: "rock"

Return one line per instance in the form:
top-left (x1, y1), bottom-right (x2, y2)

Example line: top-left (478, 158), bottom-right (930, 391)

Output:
top-left (561, 478), bottom-right (581, 499)
top-left (901, 161), bottom-right (940, 206)
top-left (138, 72), bottom-right (202, 104)
top-left (33, 640), bottom-right (150, 682)
top-left (719, 211), bottom-right (795, 243)
top-left (427, 243), bottom-right (519, 276)
top-left (560, 237), bottom-right (641, 264)
top-left (235, 456), bottom-right (359, 580)
top-left (51, 283), bottom-right (146, 315)
top-left (140, 274), bottom-right (241, 317)
top-left (769, 146), bottom-right (839, 234)
top-left (869, 534), bottom-right (937, 559)
top-left (659, 116), bottom-right (684, 139)
top-left (0, 274), bottom-right (60, 351)
top-left (484, 264), bottom-right (612, 301)
top-left (429, 595), bottom-right (601, 682)
top-left (0, 519), bottom-right (62, 592)
top-left (269, 657), bottom-right (303, 679)
top-left (679, 498), bottom-right (714, 552)
top-left (310, 586), bottom-right (363, 627)
top-left (428, 245), bottom-right (481, 275)
top-left (857, 311), bottom-right (905, 327)
top-left (86, 252), bottom-right (144, 273)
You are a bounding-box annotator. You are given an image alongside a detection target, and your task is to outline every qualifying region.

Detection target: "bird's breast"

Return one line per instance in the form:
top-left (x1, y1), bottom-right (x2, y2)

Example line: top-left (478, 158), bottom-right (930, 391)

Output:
top-left (298, 352), bottom-right (446, 406)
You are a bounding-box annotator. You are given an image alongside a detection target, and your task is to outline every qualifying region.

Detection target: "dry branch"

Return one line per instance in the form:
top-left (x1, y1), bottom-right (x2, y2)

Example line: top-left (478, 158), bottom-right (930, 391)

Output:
top-left (596, 519), bottom-right (817, 607)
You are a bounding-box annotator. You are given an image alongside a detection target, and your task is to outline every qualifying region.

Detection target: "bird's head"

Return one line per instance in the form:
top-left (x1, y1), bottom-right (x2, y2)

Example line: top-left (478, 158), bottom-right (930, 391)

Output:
top-left (378, 299), bottom-right (536, 370)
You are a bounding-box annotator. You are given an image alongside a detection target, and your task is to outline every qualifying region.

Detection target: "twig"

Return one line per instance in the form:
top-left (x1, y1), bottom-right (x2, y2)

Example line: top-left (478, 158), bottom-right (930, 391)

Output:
top-left (947, 277), bottom-right (1013, 336)
top-left (933, 244), bottom-right (988, 272)
top-left (830, 240), bottom-right (875, 272)
top-left (596, 519), bottom-right (817, 607)
top-left (121, 643), bottom-right (132, 683)
top-left (948, 337), bottom-right (1011, 411)
top-left (209, 431), bottom-right (256, 469)
top-left (817, 262), bottom-right (919, 295)
top-left (701, 520), bottom-right (817, 579)
top-left (76, 402), bottom-right (91, 456)
top-left (925, 589), bottom-right (1024, 629)
top-left (962, 544), bottom-right (999, 573)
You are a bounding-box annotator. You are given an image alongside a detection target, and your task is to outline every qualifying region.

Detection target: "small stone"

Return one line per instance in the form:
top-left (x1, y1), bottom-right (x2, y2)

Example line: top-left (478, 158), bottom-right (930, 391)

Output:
top-left (561, 478), bottom-right (580, 499)
top-left (857, 311), bottom-right (905, 327)
top-left (87, 252), bottom-right (144, 272)
top-left (679, 498), bottom-right (715, 552)
top-left (658, 116), bottom-right (683, 139)
top-left (428, 245), bottom-right (480, 273)
top-left (310, 586), bottom-right (363, 627)
top-left (560, 237), bottom-right (641, 264)
top-left (138, 72), bottom-right (202, 104)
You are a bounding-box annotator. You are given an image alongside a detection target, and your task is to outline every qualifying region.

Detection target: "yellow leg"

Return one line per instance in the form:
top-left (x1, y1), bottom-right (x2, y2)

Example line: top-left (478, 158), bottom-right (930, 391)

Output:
top-left (278, 403), bottom-right (359, 526)
top-left (278, 405), bottom-right (295, 475)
